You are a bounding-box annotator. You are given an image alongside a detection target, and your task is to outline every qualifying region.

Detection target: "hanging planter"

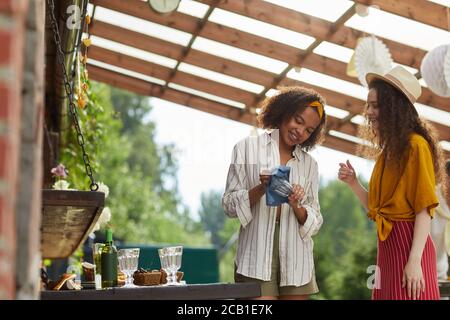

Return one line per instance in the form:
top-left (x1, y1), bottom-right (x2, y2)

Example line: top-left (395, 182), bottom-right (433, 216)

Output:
top-left (42, 0), bottom-right (104, 259)
top-left (41, 189), bottom-right (104, 259)
top-left (420, 44), bottom-right (450, 97)
top-left (354, 36), bottom-right (393, 87)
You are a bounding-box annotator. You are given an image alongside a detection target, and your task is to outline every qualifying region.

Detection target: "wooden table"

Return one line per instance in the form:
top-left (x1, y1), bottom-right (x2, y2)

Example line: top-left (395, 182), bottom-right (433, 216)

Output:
top-left (40, 283), bottom-right (261, 300)
top-left (439, 280), bottom-right (450, 298)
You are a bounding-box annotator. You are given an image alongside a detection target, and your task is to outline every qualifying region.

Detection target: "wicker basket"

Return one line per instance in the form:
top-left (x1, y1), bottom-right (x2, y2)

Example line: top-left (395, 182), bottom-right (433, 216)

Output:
top-left (133, 271), bottom-right (162, 286)
top-left (160, 270), bottom-right (184, 284)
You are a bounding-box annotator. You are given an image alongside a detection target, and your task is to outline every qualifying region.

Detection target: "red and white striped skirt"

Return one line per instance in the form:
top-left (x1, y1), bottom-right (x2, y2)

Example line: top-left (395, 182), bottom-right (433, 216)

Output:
top-left (372, 221), bottom-right (440, 300)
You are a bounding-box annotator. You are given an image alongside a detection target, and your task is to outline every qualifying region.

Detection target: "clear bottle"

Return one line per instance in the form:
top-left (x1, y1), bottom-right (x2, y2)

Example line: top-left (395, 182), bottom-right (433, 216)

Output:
top-left (101, 228), bottom-right (118, 288)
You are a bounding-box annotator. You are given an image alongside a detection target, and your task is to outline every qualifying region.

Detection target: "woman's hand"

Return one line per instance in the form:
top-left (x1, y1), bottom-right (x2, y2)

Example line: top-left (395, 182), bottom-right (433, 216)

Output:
top-left (402, 258), bottom-right (425, 300)
top-left (338, 160), bottom-right (357, 186)
top-left (287, 184), bottom-right (305, 208)
top-left (259, 174), bottom-right (271, 188)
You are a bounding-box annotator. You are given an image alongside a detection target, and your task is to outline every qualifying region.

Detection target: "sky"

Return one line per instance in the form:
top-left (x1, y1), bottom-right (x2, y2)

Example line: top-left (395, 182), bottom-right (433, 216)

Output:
top-left (146, 98), bottom-right (375, 220)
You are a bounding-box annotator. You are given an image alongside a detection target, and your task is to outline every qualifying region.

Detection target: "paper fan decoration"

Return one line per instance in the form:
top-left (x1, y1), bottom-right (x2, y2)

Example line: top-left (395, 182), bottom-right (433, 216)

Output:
top-left (420, 44), bottom-right (450, 97)
top-left (354, 36), bottom-right (393, 87)
top-left (443, 48), bottom-right (450, 92)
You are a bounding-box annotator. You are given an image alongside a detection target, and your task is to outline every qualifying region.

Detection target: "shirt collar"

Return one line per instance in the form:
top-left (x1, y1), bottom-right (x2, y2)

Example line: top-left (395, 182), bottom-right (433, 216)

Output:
top-left (264, 129), bottom-right (303, 161)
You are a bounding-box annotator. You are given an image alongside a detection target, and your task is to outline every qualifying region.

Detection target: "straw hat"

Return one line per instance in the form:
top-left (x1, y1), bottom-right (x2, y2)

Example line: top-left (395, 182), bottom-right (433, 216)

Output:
top-left (366, 66), bottom-right (422, 104)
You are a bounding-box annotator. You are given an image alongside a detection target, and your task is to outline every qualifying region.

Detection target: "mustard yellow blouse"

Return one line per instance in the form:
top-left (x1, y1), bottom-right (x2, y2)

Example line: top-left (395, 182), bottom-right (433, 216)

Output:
top-left (368, 134), bottom-right (439, 241)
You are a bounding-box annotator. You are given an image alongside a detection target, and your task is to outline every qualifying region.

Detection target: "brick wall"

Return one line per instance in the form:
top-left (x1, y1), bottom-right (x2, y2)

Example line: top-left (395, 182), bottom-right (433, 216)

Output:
top-left (0, 0), bottom-right (28, 300)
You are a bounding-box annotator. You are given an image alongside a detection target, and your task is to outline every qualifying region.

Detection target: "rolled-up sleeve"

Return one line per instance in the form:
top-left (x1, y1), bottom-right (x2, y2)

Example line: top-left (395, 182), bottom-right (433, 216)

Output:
top-left (222, 144), bottom-right (253, 228)
top-left (299, 160), bottom-right (323, 239)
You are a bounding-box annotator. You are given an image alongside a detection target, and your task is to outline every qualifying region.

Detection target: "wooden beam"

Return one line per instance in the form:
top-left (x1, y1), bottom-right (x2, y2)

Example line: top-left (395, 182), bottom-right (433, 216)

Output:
top-left (90, 20), bottom-right (450, 114)
top-left (196, 0), bottom-right (427, 69)
top-left (92, 0), bottom-right (424, 69)
top-left (301, 54), bottom-right (450, 114)
top-left (88, 64), bottom-right (365, 157)
top-left (88, 64), bottom-right (255, 124)
top-left (280, 77), bottom-right (450, 142)
top-left (89, 45), bottom-right (172, 81)
top-left (90, 0), bottom-right (450, 114)
top-left (88, 45), bottom-right (256, 105)
top-left (322, 134), bottom-right (359, 156)
top-left (90, 64), bottom-right (450, 159)
top-left (89, 21), bottom-right (276, 87)
top-left (89, 20), bottom-right (183, 60)
top-left (353, 0), bottom-right (450, 32)
top-left (89, 43), bottom-right (450, 142)
top-left (196, 0), bottom-right (449, 113)
top-left (200, 3), bottom-right (450, 116)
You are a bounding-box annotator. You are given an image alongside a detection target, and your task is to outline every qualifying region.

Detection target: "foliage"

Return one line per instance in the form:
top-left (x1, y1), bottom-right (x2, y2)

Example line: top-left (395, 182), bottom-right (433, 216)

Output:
top-left (199, 180), bottom-right (378, 298)
top-left (59, 80), bottom-right (207, 246)
top-left (199, 190), bottom-right (226, 248)
top-left (324, 229), bottom-right (377, 300)
top-left (313, 178), bottom-right (377, 300)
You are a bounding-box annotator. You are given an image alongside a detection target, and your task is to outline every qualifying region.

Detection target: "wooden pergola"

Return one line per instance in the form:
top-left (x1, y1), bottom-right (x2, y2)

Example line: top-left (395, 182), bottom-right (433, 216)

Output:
top-left (86, 0), bottom-right (450, 158)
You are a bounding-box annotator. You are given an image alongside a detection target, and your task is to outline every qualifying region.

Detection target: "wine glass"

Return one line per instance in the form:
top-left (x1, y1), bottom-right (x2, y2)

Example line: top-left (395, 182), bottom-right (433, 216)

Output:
top-left (118, 248), bottom-right (140, 287)
top-left (158, 246), bottom-right (183, 286)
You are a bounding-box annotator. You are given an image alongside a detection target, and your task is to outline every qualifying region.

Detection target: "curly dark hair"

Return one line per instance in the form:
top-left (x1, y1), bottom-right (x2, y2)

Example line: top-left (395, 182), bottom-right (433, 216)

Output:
top-left (446, 160), bottom-right (450, 176)
top-left (256, 86), bottom-right (327, 151)
top-left (358, 80), bottom-right (445, 187)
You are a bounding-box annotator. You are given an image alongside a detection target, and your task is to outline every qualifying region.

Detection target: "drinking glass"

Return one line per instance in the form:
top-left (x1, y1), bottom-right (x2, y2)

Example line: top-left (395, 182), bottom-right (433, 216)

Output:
top-left (158, 246), bottom-right (183, 286)
top-left (118, 248), bottom-right (140, 287)
top-left (92, 243), bottom-right (104, 289)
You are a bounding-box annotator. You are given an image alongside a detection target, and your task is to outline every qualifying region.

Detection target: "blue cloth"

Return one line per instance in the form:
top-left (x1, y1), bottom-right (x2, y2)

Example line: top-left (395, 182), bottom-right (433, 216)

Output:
top-left (266, 166), bottom-right (291, 206)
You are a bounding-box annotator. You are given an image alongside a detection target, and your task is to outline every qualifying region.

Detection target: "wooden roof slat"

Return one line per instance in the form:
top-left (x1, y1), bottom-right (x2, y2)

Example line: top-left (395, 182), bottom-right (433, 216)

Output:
top-left (353, 0), bottom-right (450, 32)
top-left (302, 54), bottom-right (450, 114)
top-left (197, 0), bottom-right (449, 113)
top-left (161, 0), bottom-right (220, 93)
top-left (92, 0), bottom-right (424, 69)
top-left (90, 18), bottom-right (450, 115)
top-left (88, 64), bottom-right (363, 157)
top-left (90, 64), bottom-right (450, 159)
top-left (89, 21), bottom-right (184, 60)
top-left (280, 77), bottom-right (450, 141)
top-left (89, 42), bottom-right (450, 141)
top-left (90, 21), bottom-right (276, 88)
top-left (88, 0), bottom-right (450, 157)
top-left (89, 45), bottom-right (256, 106)
top-left (91, 0), bottom-right (198, 32)
top-left (183, 50), bottom-right (276, 87)
top-left (89, 45), bottom-right (172, 81)
top-left (197, 0), bottom-right (427, 69)
top-left (90, 0), bottom-right (450, 114)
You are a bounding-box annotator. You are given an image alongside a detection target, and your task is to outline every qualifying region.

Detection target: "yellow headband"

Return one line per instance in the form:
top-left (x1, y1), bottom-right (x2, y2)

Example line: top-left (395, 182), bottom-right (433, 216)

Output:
top-left (309, 101), bottom-right (324, 119)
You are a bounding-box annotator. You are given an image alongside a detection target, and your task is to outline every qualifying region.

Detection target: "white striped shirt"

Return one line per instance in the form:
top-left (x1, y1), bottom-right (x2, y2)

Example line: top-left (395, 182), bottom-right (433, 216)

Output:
top-left (222, 129), bottom-right (323, 286)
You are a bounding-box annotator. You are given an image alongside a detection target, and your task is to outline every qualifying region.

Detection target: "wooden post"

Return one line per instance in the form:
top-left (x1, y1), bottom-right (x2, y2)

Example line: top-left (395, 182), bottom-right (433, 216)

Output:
top-left (0, 0), bottom-right (28, 300)
top-left (15, 0), bottom-right (45, 299)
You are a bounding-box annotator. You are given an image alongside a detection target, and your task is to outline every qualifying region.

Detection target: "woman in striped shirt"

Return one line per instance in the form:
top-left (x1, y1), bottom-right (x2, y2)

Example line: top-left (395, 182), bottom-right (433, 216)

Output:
top-left (338, 66), bottom-right (445, 300)
top-left (222, 86), bottom-right (327, 300)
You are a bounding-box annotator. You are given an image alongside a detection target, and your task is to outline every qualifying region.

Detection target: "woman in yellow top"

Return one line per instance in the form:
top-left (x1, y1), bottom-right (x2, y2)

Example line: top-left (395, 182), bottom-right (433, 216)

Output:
top-left (338, 66), bottom-right (446, 300)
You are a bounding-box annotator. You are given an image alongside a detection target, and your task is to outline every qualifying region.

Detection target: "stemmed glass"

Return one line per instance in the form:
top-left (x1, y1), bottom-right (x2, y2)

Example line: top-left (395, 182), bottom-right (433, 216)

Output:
top-left (118, 248), bottom-right (140, 287)
top-left (158, 246), bottom-right (183, 286)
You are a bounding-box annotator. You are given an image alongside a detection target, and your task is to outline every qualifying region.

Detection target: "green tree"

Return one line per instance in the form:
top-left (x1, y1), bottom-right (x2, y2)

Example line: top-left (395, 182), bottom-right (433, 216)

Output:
top-left (197, 189), bottom-right (241, 283)
top-left (199, 190), bottom-right (226, 248)
top-left (313, 178), bottom-right (376, 299)
top-left (60, 81), bottom-right (207, 246)
top-left (325, 230), bottom-right (377, 300)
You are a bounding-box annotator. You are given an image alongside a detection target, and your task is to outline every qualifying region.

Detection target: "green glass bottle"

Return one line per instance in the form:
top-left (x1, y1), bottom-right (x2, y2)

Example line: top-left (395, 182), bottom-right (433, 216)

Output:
top-left (101, 228), bottom-right (118, 288)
